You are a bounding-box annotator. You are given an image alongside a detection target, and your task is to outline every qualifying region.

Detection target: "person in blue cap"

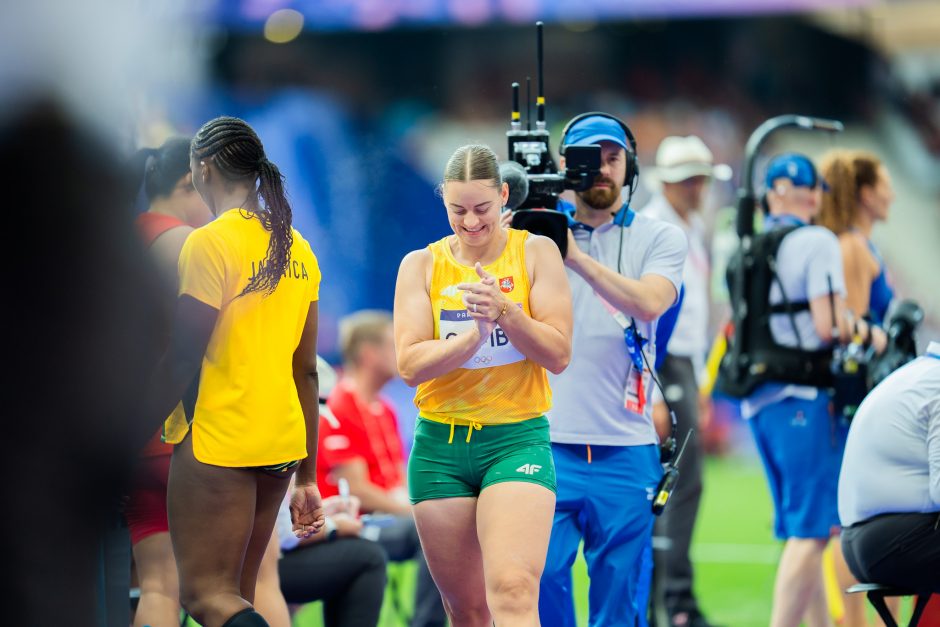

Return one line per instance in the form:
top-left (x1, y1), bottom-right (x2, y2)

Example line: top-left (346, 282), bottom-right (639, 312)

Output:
top-left (537, 113), bottom-right (687, 627)
top-left (742, 153), bottom-right (884, 627)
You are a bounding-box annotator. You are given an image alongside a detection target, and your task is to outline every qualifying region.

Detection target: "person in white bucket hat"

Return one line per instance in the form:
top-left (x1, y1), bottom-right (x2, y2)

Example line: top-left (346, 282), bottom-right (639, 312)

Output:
top-left (651, 135), bottom-right (733, 185)
top-left (641, 135), bottom-right (729, 627)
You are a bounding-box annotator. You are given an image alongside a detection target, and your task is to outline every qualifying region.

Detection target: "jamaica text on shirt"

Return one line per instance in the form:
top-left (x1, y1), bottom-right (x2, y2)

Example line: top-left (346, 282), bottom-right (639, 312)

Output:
top-left (250, 258), bottom-right (311, 281)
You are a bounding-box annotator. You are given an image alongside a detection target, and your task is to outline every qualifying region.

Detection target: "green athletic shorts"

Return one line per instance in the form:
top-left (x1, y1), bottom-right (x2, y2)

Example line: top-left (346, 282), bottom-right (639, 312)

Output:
top-left (408, 415), bottom-right (556, 504)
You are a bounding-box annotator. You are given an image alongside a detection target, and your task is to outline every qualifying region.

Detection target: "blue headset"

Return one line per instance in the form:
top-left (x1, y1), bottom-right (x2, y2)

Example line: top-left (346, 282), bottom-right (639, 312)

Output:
top-left (559, 111), bottom-right (640, 196)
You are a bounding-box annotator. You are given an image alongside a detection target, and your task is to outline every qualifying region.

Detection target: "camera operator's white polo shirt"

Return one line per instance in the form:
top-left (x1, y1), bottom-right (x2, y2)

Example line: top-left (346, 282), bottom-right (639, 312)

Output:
top-left (838, 341), bottom-right (940, 526)
top-left (547, 208), bottom-right (686, 446)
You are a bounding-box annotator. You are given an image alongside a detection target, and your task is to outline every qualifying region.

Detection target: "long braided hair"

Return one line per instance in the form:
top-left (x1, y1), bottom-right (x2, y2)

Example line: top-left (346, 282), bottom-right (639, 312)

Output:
top-left (191, 116), bottom-right (292, 297)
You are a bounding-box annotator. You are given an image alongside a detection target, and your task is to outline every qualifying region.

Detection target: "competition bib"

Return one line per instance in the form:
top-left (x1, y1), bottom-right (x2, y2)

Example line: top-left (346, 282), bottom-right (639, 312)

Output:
top-left (439, 308), bottom-right (525, 370)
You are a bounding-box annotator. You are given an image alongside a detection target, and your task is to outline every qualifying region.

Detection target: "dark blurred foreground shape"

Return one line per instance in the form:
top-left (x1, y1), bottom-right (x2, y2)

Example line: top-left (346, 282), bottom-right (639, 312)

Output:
top-left (0, 100), bottom-right (165, 625)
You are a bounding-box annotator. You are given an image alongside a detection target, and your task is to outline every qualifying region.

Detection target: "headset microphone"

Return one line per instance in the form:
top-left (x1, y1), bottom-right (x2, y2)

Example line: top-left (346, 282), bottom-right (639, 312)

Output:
top-left (652, 429), bottom-right (693, 516)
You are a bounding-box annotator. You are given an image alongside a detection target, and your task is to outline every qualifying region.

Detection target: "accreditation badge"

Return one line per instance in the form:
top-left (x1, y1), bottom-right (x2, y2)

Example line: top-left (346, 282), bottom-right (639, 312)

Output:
top-left (624, 365), bottom-right (651, 415)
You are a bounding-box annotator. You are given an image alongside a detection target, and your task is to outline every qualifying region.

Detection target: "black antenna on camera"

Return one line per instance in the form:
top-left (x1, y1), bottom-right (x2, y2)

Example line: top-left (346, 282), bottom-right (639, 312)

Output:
top-left (511, 82), bottom-right (520, 131)
top-left (536, 21), bottom-right (546, 131)
top-left (526, 77), bottom-right (532, 132)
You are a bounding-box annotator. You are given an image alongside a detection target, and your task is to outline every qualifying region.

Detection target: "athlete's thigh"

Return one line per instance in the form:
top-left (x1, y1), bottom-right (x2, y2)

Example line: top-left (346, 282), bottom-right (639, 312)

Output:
top-left (476, 481), bottom-right (555, 585)
top-left (413, 497), bottom-right (485, 606)
top-left (167, 435), bottom-right (256, 593)
top-left (240, 469), bottom-right (292, 601)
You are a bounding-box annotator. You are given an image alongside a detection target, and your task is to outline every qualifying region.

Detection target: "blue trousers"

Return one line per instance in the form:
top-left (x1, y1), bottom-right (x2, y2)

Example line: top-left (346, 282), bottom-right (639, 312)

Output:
top-left (635, 540), bottom-right (653, 627)
top-left (539, 442), bottom-right (662, 627)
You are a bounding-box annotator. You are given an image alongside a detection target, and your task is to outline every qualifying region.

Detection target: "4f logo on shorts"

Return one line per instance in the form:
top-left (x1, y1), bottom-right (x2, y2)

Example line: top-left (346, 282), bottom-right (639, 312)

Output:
top-left (516, 463), bottom-right (542, 475)
top-left (499, 276), bottom-right (514, 293)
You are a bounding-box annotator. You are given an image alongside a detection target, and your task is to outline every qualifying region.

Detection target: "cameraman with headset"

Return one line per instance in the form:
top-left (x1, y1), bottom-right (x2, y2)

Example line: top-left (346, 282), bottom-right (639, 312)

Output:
top-left (740, 153), bottom-right (885, 627)
top-left (534, 113), bottom-right (687, 627)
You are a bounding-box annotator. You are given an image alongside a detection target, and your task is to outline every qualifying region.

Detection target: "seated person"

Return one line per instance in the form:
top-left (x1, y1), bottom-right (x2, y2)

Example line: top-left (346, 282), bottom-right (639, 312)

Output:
top-left (273, 492), bottom-right (388, 627)
top-left (838, 340), bottom-right (940, 593)
top-left (255, 356), bottom-right (388, 627)
top-left (318, 311), bottom-right (446, 627)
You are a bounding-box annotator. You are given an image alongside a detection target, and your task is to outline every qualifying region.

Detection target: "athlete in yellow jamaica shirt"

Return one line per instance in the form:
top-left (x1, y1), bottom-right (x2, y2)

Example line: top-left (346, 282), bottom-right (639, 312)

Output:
top-left (142, 117), bottom-right (323, 627)
top-left (394, 144), bottom-right (572, 627)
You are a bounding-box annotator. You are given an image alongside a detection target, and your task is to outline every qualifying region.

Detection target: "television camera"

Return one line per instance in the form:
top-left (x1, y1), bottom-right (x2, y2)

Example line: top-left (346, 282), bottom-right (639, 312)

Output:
top-left (500, 22), bottom-right (602, 258)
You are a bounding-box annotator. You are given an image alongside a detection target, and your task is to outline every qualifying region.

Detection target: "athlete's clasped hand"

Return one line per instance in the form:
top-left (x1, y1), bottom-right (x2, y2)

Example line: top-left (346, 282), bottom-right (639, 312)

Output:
top-left (458, 262), bottom-right (510, 334)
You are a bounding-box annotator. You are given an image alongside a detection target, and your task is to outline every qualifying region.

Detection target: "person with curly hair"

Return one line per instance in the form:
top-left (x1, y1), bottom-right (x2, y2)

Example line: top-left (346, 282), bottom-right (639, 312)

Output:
top-left (818, 150), bottom-right (896, 325)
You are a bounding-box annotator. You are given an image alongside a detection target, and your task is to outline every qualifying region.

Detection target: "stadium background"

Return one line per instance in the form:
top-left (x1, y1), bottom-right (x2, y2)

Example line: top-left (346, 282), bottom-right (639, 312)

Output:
top-left (154, 4), bottom-right (939, 624)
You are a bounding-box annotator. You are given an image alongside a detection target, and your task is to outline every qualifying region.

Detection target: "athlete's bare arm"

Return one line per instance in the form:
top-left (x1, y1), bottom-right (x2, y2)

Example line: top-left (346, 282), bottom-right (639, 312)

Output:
top-left (394, 249), bottom-right (490, 386)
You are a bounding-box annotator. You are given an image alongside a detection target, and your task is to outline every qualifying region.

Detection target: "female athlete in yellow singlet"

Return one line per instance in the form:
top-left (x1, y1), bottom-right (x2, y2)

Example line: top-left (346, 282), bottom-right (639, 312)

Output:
top-left (394, 144), bottom-right (572, 626)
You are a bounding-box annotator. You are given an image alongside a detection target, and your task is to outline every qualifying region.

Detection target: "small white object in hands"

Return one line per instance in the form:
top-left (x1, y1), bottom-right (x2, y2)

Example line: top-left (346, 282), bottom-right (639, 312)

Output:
top-left (338, 477), bottom-right (350, 510)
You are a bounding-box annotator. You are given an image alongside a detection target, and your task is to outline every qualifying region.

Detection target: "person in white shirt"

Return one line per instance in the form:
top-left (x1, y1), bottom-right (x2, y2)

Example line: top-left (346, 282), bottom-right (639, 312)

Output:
top-left (642, 135), bottom-right (731, 627)
top-left (838, 341), bottom-right (940, 593)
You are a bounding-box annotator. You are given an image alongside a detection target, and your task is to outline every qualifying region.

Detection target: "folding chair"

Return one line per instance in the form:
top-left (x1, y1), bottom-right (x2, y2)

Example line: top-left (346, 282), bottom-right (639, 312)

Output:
top-left (846, 583), bottom-right (934, 627)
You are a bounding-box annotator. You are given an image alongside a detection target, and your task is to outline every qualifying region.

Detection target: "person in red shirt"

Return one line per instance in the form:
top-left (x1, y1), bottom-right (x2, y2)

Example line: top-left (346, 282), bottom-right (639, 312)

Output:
top-left (126, 137), bottom-right (213, 627)
top-left (319, 310), bottom-right (446, 627)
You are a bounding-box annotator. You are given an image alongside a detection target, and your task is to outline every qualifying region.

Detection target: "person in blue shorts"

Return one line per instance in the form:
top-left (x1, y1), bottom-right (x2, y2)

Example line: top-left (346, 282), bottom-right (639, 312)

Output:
top-left (741, 153), bottom-right (885, 627)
